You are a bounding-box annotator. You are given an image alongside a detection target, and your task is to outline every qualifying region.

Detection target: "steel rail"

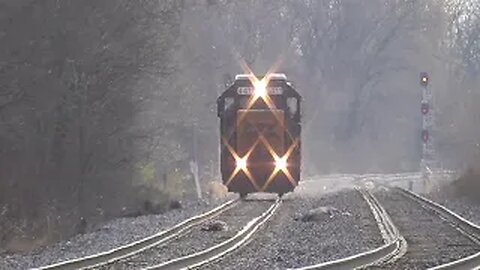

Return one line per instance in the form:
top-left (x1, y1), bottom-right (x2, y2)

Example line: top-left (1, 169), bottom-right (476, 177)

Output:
top-left (398, 188), bottom-right (480, 270)
top-left (145, 198), bottom-right (282, 270)
top-left (34, 199), bottom-right (239, 270)
top-left (292, 189), bottom-right (406, 270)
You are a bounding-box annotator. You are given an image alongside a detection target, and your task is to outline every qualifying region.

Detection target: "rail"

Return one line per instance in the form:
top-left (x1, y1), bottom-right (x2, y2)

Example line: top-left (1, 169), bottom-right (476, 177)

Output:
top-left (146, 198), bottom-right (282, 270)
top-left (398, 188), bottom-right (480, 270)
top-left (35, 199), bottom-right (238, 270)
top-left (292, 189), bottom-right (406, 269)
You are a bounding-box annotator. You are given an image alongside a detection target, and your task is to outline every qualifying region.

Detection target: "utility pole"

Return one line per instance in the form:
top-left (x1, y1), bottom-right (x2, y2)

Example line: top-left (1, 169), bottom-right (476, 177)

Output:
top-left (419, 72), bottom-right (437, 192)
top-left (190, 123), bottom-right (202, 199)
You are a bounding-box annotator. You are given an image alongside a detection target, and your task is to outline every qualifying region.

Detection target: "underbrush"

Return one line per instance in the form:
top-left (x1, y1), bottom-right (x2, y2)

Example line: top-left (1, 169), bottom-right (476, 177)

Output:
top-left (433, 166), bottom-right (480, 203)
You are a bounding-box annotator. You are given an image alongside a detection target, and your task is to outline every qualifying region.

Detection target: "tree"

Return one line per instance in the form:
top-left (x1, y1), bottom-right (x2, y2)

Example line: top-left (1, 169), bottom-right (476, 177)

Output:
top-left (0, 0), bottom-right (184, 248)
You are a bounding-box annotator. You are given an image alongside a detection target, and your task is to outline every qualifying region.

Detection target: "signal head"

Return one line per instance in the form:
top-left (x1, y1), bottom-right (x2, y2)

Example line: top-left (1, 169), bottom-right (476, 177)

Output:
top-left (420, 72), bottom-right (429, 87)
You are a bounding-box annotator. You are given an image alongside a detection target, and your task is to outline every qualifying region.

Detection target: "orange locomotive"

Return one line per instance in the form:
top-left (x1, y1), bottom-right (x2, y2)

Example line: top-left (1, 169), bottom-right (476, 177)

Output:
top-left (217, 73), bottom-right (301, 198)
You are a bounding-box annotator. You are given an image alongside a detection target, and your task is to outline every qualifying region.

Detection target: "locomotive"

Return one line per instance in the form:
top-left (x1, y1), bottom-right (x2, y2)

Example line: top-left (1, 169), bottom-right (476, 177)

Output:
top-left (217, 73), bottom-right (302, 198)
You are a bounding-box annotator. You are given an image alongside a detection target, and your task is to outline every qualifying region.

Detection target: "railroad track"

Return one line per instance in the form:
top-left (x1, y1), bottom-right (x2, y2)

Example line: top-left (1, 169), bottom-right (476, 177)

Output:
top-left (35, 199), bottom-right (239, 270)
top-left (98, 198), bottom-right (279, 269)
top-left (294, 186), bottom-right (480, 270)
top-left (367, 187), bottom-right (480, 269)
top-left (293, 188), bottom-right (405, 270)
top-left (36, 197), bottom-right (281, 270)
top-left (33, 184), bottom-right (480, 270)
top-left (398, 188), bottom-right (480, 269)
top-left (145, 197), bottom-right (281, 270)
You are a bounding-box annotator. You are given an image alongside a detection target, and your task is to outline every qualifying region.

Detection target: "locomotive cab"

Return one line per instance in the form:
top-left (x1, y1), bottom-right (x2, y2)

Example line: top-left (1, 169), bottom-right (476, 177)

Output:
top-left (217, 73), bottom-right (302, 197)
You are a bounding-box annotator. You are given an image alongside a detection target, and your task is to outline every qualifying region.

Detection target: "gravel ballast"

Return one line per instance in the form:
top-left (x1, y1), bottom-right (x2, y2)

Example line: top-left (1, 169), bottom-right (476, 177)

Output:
top-left (369, 188), bottom-right (480, 269)
top-left (199, 188), bottom-right (383, 270)
top-left (0, 186), bottom-right (386, 270)
top-left (427, 170), bottom-right (480, 225)
top-left (428, 194), bottom-right (480, 225)
top-left (0, 197), bottom-right (233, 270)
top-left (101, 199), bottom-right (274, 269)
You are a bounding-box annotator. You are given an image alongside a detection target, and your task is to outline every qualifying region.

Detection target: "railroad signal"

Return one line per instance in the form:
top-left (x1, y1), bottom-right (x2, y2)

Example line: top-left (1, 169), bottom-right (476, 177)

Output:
top-left (421, 102), bottom-right (429, 115)
top-left (419, 71), bottom-right (437, 187)
top-left (420, 72), bottom-right (429, 87)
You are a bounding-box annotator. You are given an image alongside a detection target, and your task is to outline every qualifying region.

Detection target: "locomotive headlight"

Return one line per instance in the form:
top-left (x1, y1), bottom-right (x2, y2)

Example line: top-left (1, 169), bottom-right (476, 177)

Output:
top-left (236, 157), bottom-right (248, 171)
top-left (253, 79), bottom-right (267, 98)
top-left (274, 156), bottom-right (287, 171)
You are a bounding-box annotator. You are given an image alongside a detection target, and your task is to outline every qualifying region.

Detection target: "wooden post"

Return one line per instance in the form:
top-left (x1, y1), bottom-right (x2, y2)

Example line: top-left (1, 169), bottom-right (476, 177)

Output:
top-left (191, 124), bottom-right (202, 199)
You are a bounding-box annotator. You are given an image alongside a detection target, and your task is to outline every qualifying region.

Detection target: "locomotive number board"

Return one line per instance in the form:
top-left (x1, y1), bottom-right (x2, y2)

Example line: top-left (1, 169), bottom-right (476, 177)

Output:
top-left (237, 86), bottom-right (283, 95)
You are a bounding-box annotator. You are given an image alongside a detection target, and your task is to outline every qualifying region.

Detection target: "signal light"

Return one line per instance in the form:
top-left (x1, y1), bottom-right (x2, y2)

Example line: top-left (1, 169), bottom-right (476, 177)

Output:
top-left (420, 72), bottom-right (429, 87)
top-left (422, 130), bottom-right (429, 143)
top-left (421, 102), bottom-right (429, 115)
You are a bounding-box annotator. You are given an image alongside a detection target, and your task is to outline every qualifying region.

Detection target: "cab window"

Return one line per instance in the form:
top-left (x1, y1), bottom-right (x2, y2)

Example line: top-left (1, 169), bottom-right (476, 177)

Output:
top-left (287, 97), bottom-right (298, 116)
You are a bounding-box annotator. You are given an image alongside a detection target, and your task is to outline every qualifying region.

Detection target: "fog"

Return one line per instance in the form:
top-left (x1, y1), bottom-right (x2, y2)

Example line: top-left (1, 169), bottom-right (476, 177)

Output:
top-left (177, 0), bottom-right (480, 174)
top-left (0, 0), bottom-right (479, 250)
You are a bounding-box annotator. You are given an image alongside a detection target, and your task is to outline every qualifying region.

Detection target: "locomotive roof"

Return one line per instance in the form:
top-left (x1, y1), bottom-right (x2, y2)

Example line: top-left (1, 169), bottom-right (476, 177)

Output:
top-left (234, 73), bottom-right (287, 81)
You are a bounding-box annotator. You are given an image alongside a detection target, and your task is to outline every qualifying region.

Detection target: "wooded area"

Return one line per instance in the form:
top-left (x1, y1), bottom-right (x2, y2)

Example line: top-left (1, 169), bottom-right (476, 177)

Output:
top-left (0, 1), bottom-right (189, 248)
top-left (1, 0), bottom-right (479, 250)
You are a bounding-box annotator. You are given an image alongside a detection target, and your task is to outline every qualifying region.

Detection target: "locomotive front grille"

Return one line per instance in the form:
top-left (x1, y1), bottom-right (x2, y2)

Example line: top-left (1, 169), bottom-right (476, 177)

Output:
top-left (236, 109), bottom-right (285, 190)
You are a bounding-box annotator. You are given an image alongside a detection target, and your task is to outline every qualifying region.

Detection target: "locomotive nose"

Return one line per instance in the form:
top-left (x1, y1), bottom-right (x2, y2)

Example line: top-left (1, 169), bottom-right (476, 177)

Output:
top-left (218, 73), bottom-right (301, 196)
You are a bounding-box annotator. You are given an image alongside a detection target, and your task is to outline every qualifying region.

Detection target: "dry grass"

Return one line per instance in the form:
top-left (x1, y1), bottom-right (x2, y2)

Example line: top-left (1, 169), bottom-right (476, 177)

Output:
top-left (205, 181), bottom-right (228, 199)
top-left (452, 167), bottom-right (480, 202)
top-left (4, 234), bottom-right (49, 253)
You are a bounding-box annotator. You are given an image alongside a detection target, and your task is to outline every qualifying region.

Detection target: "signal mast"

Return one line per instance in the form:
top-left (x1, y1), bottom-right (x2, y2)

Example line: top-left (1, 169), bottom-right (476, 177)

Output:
top-left (420, 72), bottom-right (437, 186)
